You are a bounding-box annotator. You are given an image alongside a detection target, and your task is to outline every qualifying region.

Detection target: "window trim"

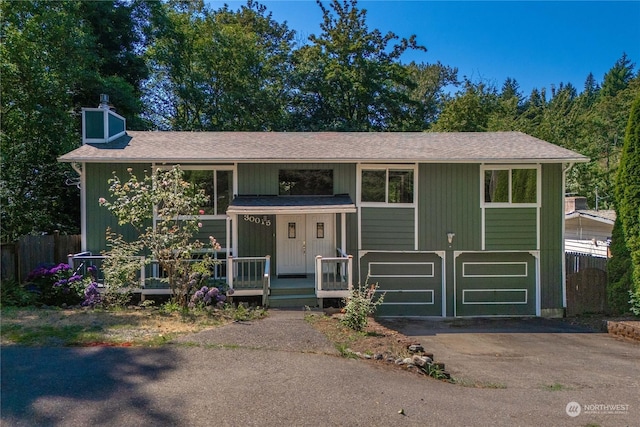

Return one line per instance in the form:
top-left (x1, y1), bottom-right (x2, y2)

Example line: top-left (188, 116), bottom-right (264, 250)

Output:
top-left (155, 164), bottom-right (236, 219)
top-left (357, 164), bottom-right (417, 207)
top-left (480, 164), bottom-right (541, 208)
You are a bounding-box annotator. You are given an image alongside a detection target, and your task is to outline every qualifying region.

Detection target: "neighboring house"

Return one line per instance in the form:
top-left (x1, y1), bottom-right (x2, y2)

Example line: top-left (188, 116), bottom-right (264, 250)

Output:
top-left (59, 101), bottom-right (589, 317)
top-left (564, 196), bottom-right (615, 258)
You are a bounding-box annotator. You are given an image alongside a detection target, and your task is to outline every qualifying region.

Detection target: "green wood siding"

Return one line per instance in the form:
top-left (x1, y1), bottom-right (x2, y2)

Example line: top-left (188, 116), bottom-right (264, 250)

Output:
top-left (539, 163), bottom-right (564, 309)
top-left (361, 207), bottom-right (414, 250)
top-left (84, 111), bottom-right (104, 139)
top-left (238, 215), bottom-right (276, 273)
top-left (108, 113), bottom-right (125, 137)
top-left (484, 208), bottom-right (537, 250)
top-left (85, 163), bottom-right (150, 253)
top-left (194, 220), bottom-right (227, 248)
top-left (418, 164), bottom-right (481, 251)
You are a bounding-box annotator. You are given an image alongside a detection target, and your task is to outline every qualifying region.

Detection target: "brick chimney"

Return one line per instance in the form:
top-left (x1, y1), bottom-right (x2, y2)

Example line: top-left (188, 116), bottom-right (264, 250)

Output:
top-left (565, 196), bottom-right (588, 213)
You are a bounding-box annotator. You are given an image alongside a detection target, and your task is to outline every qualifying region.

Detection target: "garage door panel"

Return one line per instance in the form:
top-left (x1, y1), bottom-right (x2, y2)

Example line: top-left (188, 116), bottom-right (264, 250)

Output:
top-left (361, 252), bottom-right (443, 317)
top-left (456, 252), bottom-right (536, 316)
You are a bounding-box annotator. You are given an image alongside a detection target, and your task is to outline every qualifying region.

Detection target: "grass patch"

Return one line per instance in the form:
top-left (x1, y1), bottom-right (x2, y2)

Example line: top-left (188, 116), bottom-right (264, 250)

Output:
top-left (454, 377), bottom-right (507, 389)
top-left (2, 324), bottom-right (104, 346)
top-left (1, 305), bottom-right (266, 347)
top-left (542, 382), bottom-right (571, 391)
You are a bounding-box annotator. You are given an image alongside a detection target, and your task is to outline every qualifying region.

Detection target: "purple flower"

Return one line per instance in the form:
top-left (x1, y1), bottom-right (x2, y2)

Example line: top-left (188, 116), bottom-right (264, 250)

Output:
top-left (68, 275), bottom-right (83, 283)
top-left (53, 279), bottom-right (68, 287)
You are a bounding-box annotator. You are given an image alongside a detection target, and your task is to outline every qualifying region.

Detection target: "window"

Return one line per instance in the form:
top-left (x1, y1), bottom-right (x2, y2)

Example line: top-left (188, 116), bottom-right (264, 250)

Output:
top-left (181, 168), bottom-right (234, 215)
top-left (483, 167), bottom-right (537, 205)
top-left (361, 167), bottom-right (414, 204)
top-left (279, 169), bottom-right (333, 195)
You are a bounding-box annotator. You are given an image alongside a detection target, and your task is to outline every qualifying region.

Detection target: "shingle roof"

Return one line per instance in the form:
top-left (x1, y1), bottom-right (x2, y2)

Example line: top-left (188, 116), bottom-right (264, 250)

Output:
top-left (58, 131), bottom-right (589, 164)
top-left (565, 209), bottom-right (616, 224)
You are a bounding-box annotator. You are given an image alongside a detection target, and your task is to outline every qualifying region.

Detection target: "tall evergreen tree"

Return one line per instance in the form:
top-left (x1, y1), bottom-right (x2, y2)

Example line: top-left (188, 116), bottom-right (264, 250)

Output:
top-left (615, 94), bottom-right (640, 296)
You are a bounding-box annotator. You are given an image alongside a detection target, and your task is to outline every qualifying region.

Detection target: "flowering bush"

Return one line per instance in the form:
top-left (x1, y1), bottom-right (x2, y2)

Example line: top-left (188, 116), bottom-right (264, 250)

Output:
top-left (341, 282), bottom-right (385, 331)
top-left (100, 166), bottom-right (219, 308)
top-left (189, 285), bottom-right (227, 309)
top-left (26, 263), bottom-right (98, 307)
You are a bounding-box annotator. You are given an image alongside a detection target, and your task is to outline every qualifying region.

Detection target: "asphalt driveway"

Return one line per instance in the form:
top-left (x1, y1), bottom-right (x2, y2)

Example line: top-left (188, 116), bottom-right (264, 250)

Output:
top-left (380, 316), bottom-right (640, 390)
top-left (2, 312), bottom-right (639, 426)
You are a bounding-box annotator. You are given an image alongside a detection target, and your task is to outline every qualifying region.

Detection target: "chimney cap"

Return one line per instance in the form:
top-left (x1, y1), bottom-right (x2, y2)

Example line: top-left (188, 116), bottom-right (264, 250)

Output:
top-left (99, 94), bottom-right (110, 109)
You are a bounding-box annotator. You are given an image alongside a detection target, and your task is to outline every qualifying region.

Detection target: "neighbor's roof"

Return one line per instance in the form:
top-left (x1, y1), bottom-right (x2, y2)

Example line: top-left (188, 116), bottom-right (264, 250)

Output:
top-left (58, 131), bottom-right (589, 164)
top-left (565, 209), bottom-right (616, 224)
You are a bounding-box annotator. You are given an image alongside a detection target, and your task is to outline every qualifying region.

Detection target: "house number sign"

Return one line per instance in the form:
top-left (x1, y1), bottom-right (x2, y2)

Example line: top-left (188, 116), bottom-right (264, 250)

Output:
top-left (243, 215), bottom-right (272, 227)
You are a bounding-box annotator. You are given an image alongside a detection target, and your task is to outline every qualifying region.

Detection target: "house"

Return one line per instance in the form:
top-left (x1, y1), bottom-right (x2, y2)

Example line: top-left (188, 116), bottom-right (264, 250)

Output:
top-left (564, 196), bottom-right (615, 258)
top-left (58, 101), bottom-right (589, 317)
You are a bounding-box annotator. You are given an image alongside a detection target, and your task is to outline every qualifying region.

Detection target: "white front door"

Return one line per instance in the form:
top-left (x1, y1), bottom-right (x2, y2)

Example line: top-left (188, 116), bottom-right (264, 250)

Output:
top-left (276, 214), bottom-right (335, 276)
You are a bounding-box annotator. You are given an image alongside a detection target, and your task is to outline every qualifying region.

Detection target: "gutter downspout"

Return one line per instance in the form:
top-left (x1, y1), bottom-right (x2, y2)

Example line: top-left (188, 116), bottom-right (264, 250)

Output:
top-left (561, 162), bottom-right (574, 311)
top-left (71, 162), bottom-right (87, 252)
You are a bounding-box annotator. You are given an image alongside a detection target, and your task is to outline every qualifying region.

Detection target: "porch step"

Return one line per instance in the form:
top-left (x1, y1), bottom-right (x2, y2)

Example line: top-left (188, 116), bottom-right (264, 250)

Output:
top-left (268, 294), bottom-right (319, 308)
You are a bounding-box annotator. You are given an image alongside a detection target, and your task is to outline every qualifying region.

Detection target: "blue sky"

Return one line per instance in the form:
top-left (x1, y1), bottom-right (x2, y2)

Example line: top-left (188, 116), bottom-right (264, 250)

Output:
top-left (216, 1), bottom-right (640, 97)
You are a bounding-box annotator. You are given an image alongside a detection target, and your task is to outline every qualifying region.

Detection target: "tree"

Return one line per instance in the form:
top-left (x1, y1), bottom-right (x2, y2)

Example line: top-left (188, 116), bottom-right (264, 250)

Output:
top-left (615, 94), bottom-right (640, 299)
top-left (607, 218), bottom-right (633, 313)
top-left (400, 61), bottom-right (459, 130)
top-left (100, 166), bottom-right (219, 307)
top-left (290, 0), bottom-right (426, 131)
top-left (431, 79), bottom-right (498, 132)
top-left (0, 1), bottom-right (150, 242)
top-left (144, 0), bottom-right (295, 130)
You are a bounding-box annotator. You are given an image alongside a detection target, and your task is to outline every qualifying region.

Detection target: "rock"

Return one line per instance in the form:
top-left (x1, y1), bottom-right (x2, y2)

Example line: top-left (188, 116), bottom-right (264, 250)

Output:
top-left (412, 355), bottom-right (430, 367)
top-left (374, 353), bottom-right (384, 360)
top-left (402, 357), bottom-right (414, 366)
top-left (395, 358), bottom-right (405, 365)
top-left (408, 344), bottom-right (424, 353)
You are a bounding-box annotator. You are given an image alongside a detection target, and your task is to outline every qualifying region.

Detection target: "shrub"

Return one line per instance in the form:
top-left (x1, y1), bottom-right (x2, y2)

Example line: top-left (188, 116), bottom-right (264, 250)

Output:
top-left (26, 263), bottom-right (85, 306)
top-left (0, 279), bottom-right (37, 307)
top-left (100, 230), bottom-right (143, 308)
top-left (25, 263), bottom-right (102, 308)
top-left (341, 282), bottom-right (385, 331)
top-left (629, 290), bottom-right (640, 317)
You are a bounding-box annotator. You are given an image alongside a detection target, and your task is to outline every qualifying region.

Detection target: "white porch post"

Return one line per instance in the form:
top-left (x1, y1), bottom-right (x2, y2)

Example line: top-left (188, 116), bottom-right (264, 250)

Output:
top-left (341, 212), bottom-right (346, 252)
top-left (232, 214), bottom-right (238, 257)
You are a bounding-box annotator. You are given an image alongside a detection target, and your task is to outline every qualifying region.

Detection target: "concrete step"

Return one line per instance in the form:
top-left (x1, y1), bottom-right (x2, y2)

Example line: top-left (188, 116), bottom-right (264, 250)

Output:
top-left (268, 294), bottom-right (319, 308)
top-left (270, 286), bottom-right (315, 297)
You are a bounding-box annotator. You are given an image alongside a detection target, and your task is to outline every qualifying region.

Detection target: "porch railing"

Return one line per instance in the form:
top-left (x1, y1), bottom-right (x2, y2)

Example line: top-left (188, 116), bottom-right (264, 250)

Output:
top-left (315, 250), bottom-right (353, 299)
top-left (227, 255), bottom-right (270, 307)
top-left (68, 252), bottom-right (145, 289)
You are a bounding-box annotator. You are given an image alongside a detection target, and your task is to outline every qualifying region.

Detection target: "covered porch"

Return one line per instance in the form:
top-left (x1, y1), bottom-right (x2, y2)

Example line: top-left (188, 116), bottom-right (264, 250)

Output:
top-left (225, 194), bottom-right (357, 307)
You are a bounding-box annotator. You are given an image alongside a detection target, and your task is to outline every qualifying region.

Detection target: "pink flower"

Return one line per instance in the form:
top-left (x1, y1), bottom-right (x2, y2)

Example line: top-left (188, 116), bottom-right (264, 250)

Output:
top-left (98, 197), bottom-right (106, 205)
top-left (199, 209), bottom-right (205, 215)
top-left (198, 222), bottom-right (203, 228)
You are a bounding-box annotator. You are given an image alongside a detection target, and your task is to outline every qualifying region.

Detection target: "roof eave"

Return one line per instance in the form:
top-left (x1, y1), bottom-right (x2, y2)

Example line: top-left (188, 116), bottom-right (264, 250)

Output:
top-left (58, 156), bottom-right (591, 164)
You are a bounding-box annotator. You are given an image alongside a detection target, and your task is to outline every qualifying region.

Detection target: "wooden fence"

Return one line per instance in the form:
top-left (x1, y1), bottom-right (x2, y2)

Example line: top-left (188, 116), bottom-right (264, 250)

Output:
top-left (1, 233), bottom-right (81, 283)
top-left (565, 252), bottom-right (608, 316)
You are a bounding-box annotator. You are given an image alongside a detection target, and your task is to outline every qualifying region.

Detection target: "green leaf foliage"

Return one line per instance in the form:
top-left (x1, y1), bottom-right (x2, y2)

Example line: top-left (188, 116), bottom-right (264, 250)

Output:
top-left (615, 94), bottom-right (640, 295)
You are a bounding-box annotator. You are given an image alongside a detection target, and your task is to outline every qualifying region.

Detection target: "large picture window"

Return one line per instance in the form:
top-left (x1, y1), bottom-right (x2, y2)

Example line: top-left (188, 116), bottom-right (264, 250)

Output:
top-left (361, 167), bottom-right (414, 204)
top-left (181, 168), bottom-right (234, 215)
top-left (279, 169), bottom-right (333, 195)
top-left (483, 166), bottom-right (538, 205)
